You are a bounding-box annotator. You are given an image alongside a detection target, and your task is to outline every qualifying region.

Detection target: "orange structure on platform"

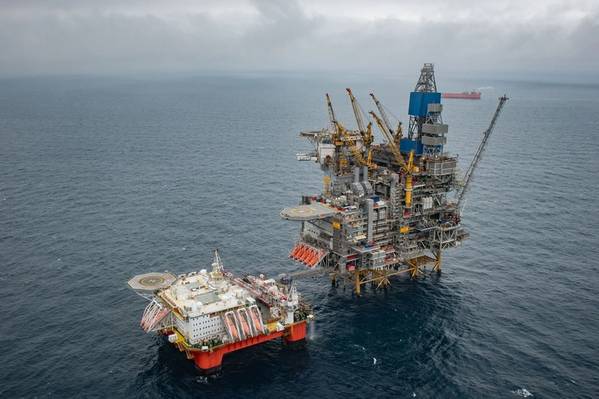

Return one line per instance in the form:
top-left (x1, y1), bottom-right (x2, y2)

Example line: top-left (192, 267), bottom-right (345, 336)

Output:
top-left (168, 321), bottom-right (308, 372)
top-left (289, 242), bottom-right (327, 267)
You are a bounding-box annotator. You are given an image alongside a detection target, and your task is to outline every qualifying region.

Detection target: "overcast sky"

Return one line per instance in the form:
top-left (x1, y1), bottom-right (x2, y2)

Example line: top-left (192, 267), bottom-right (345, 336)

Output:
top-left (0, 0), bottom-right (597, 79)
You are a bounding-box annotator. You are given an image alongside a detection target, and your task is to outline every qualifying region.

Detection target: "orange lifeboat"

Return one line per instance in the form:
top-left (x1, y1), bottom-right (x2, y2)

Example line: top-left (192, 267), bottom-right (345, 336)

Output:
top-left (223, 311), bottom-right (240, 341)
top-left (237, 308), bottom-right (254, 337)
top-left (249, 305), bottom-right (267, 334)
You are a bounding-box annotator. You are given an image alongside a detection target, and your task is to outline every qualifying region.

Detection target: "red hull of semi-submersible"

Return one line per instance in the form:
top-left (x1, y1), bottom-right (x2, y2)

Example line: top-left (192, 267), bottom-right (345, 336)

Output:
top-left (166, 321), bottom-right (307, 373)
top-left (442, 91), bottom-right (481, 99)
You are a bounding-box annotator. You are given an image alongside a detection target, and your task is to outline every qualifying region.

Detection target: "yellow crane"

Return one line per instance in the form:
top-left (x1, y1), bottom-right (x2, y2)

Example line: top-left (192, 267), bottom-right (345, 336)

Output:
top-left (347, 88), bottom-right (375, 160)
top-left (369, 111), bottom-right (406, 168)
top-left (326, 93), bottom-right (342, 143)
top-left (344, 130), bottom-right (375, 169)
top-left (370, 111), bottom-right (415, 209)
top-left (370, 93), bottom-right (403, 144)
top-left (326, 94), bottom-right (376, 170)
top-left (346, 89), bottom-right (367, 134)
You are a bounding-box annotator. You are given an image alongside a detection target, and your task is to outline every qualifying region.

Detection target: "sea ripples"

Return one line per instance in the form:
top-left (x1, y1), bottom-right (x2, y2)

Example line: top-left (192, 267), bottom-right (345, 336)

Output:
top-left (1, 76), bottom-right (598, 398)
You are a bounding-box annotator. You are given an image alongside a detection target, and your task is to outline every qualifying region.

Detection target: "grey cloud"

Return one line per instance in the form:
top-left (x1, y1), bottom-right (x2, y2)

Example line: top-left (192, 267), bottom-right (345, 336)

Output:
top-left (0, 0), bottom-right (597, 78)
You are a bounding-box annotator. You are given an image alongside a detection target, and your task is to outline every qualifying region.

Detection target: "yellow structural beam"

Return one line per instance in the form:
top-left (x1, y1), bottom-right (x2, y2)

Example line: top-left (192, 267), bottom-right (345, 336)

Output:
top-left (337, 254), bottom-right (439, 295)
top-left (433, 250), bottom-right (442, 273)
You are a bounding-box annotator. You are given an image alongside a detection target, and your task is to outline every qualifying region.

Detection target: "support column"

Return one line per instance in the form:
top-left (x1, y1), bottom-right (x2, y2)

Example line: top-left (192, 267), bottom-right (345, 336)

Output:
top-left (434, 249), bottom-right (442, 273)
top-left (194, 349), bottom-right (225, 374)
top-left (285, 322), bottom-right (307, 344)
top-left (354, 271), bottom-right (361, 296)
top-left (378, 270), bottom-right (390, 288)
top-left (408, 260), bottom-right (419, 279)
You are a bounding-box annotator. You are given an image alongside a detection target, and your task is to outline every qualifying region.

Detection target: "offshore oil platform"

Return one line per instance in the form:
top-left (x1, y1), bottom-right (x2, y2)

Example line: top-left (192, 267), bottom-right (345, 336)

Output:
top-left (282, 63), bottom-right (508, 294)
top-left (128, 63), bottom-right (507, 372)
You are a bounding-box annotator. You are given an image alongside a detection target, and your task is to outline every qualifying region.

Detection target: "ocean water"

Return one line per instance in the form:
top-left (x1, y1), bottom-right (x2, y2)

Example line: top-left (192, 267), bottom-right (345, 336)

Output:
top-left (1, 73), bottom-right (598, 398)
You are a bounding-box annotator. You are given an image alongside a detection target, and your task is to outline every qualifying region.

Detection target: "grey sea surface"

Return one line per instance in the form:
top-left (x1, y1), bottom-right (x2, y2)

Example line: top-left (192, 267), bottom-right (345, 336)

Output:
top-left (1, 74), bottom-right (598, 398)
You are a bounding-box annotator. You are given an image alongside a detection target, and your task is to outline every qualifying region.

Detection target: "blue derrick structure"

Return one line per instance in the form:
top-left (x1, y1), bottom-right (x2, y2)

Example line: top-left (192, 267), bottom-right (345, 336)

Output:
top-left (406, 64), bottom-right (447, 157)
top-left (408, 92), bottom-right (441, 117)
top-left (399, 137), bottom-right (423, 154)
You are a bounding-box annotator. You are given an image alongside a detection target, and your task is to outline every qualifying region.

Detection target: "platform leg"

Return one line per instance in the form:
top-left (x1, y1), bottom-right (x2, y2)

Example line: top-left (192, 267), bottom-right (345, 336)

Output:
top-left (433, 249), bottom-right (442, 274)
top-left (285, 322), bottom-right (307, 344)
top-left (194, 350), bottom-right (225, 374)
top-left (354, 271), bottom-right (361, 296)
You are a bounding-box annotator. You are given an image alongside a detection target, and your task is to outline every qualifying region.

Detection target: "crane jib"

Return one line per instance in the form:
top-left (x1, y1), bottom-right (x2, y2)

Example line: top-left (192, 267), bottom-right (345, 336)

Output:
top-left (457, 95), bottom-right (509, 211)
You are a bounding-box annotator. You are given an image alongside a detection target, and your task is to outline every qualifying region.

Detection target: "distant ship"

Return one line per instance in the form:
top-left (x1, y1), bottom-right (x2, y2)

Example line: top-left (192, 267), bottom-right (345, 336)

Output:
top-left (442, 91), bottom-right (481, 99)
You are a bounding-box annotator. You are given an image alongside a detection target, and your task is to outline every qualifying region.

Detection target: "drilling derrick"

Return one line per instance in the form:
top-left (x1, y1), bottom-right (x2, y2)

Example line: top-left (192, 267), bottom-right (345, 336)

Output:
top-left (282, 64), bottom-right (508, 294)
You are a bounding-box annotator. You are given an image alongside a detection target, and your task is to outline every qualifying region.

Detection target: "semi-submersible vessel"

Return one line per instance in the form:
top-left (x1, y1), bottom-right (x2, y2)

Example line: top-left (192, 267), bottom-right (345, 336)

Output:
top-left (128, 63), bottom-right (507, 371)
top-left (128, 250), bottom-right (312, 373)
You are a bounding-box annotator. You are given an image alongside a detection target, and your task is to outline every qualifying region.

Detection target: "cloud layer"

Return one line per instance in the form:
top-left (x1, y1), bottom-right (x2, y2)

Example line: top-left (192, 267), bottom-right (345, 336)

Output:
top-left (0, 0), bottom-right (597, 78)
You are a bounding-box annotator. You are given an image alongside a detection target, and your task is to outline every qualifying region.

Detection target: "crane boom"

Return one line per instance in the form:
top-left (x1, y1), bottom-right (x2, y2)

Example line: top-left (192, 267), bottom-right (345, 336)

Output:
top-left (457, 95), bottom-right (509, 211)
top-left (346, 88), bottom-right (366, 133)
top-left (370, 93), bottom-right (395, 136)
top-left (343, 130), bottom-right (374, 168)
top-left (325, 93), bottom-right (337, 126)
top-left (370, 110), bottom-right (415, 208)
top-left (325, 94), bottom-right (375, 169)
top-left (369, 111), bottom-right (406, 170)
